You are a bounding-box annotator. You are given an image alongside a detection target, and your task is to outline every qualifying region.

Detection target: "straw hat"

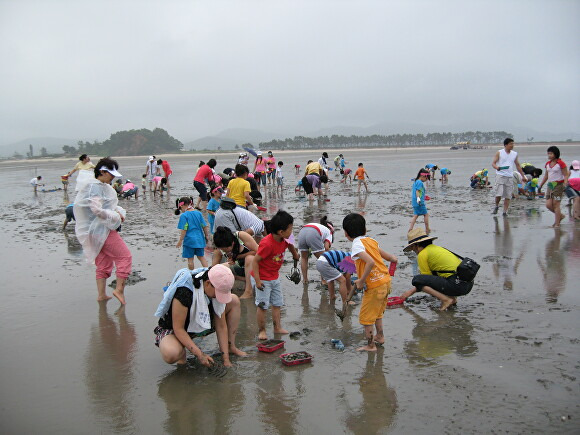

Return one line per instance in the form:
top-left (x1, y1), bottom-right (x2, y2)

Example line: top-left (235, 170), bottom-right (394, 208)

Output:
top-left (403, 228), bottom-right (437, 252)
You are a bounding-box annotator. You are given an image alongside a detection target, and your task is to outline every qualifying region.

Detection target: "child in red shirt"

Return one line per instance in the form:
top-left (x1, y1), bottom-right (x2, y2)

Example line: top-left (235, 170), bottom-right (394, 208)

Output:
top-left (252, 211), bottom-right (300, 340)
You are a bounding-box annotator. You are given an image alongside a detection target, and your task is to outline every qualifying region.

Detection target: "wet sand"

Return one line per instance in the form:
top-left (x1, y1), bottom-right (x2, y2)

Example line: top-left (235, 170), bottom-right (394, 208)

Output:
top-left (1, 146), bottom-right (579, 434)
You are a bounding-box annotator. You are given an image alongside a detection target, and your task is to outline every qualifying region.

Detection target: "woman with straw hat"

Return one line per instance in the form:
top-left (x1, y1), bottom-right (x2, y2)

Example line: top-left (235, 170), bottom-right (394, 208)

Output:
top-left (401, 229), bottom-right (474, 310)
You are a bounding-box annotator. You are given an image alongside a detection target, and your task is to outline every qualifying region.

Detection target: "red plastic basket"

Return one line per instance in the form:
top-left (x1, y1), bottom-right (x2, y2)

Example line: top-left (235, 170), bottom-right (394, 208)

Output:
top-left (387, 296), bottom-right (405, 306)
top-left (256, 339), bottom-right (285, 353)
top-left (280, 351), bottom-right (313, 366)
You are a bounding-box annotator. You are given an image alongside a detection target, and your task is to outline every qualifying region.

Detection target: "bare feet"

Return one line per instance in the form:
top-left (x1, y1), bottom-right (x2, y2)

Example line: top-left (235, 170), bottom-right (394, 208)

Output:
top-left (112, 290), bottom-right (126, 305)
top-left (274, 328), bottom-right (289, 335)
top-left (374, 335), bottom-right (385, 346)
top-left (258, 330), bottom-right (268, 340)
top-left (439, 297), bottom-right (455, 311)
top-left (97, 295), bottom-right (112, 302)
top-left (240, 292), bottom-right (254, 299)
top-left (229, 346), bottom-right (248, 357)
top-left (357, 344), bottom-right (377, 352)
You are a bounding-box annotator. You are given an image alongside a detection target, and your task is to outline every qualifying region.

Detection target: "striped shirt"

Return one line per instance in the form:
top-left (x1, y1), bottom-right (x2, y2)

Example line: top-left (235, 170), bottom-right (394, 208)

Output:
top-left (322, 250), bottom-right (350, 270)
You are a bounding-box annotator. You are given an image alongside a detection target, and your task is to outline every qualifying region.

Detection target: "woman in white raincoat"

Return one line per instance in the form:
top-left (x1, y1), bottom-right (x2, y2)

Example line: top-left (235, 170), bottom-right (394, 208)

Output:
top-left (66, 154), bottom-right (96, 193)
top-left (74, 157), bottom-right (132, 305)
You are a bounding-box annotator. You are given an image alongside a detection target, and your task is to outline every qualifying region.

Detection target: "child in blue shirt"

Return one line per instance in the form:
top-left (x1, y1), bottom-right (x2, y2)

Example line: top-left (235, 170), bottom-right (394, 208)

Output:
top-left (175, 197), bottom-right (209, 270)
top-left (207, 188), bottom-right (222, 234)
top-left (409, 169), bottom-right (430, 234)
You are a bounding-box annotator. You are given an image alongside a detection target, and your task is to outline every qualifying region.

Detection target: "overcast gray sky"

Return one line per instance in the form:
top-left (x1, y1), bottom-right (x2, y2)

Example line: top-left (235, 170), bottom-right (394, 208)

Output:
top-left (0, 0), bottom-right (578, 145)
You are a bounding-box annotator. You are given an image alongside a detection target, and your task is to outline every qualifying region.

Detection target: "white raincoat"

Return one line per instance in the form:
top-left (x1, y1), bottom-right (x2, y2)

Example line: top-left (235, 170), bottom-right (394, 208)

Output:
top-left (74, 169), bottom-right (96, 192)
top-left (74, 180), bottom-right (127, 264)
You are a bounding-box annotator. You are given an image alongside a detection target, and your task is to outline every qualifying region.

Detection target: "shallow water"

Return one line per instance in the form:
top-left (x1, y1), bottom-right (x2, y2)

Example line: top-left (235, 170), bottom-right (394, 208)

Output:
top-left (1, 146), bottom-right (579, 434)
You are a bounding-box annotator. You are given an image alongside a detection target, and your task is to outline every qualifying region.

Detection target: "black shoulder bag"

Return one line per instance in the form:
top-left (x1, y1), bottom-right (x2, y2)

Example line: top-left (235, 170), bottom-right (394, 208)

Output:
top-left (435, 249), bottom-right (480, 282)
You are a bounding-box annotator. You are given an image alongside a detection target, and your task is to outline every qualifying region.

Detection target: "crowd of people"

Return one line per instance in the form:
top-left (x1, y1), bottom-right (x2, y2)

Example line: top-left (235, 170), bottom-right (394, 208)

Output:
top-left (41, 141), bottom-right (579, 367)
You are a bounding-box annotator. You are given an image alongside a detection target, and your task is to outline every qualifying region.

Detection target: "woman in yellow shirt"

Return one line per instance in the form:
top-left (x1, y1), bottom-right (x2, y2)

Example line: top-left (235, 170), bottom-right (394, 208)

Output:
top-left (401, 229), bottom-right (474, 310)
top-left (67, 154), bottom-right (96, 192)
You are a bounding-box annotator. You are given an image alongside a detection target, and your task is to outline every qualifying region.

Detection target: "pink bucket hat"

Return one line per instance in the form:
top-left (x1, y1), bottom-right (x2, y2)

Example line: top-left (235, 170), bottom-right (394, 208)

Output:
top-left (208, 264), bottom-right (234, 304)
top-left (572, 160), bottom-right (580, 170)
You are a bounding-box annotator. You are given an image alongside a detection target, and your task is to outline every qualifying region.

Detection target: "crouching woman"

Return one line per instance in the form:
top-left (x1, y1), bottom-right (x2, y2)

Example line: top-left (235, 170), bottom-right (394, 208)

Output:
top-left (154, 264), bottom-right (247, 367)
top-left (401, 229), bottom-right (474, 311)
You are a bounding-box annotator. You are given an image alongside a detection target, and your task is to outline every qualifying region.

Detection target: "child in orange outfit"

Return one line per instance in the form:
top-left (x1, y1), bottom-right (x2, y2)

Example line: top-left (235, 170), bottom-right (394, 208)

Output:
top-left (354, 163), bottom-right (370, 193)
top-left (342, 213), bottom-right (397, 352)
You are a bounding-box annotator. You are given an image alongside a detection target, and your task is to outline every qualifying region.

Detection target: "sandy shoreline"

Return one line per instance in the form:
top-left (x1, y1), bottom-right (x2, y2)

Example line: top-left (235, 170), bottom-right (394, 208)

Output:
top-left (2, 142), bottom-right (578, 167)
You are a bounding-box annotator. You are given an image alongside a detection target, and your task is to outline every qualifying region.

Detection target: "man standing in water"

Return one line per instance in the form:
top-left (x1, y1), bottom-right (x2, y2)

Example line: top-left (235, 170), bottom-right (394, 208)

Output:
top-left (491, 138), bottom-right (527, 216)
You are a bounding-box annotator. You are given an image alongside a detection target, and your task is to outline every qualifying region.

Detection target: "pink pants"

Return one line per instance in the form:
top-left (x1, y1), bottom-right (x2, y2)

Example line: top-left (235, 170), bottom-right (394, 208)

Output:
top-left (95, 230), bottom-right (132, 280)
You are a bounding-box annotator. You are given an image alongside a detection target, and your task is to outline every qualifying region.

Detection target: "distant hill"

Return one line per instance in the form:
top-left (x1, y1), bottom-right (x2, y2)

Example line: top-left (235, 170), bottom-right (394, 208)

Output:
top-left (0, 137), bottom-right (83, 157)
top-left (184, 128), bottom-right (287, 151)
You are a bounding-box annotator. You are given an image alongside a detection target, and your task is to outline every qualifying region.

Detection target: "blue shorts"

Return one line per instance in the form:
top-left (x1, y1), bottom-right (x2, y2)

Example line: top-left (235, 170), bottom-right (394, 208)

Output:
top-left (183, 246), bottom-right (205, 258)
top-left (252, 277), bottom-right (284, 309)
top-left (413, 204), bottom-right (428, 216)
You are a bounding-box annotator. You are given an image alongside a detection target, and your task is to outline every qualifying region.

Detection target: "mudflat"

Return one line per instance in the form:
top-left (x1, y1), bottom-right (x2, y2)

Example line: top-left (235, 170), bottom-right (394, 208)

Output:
top-left (1, 146), bottom-right (578, 434)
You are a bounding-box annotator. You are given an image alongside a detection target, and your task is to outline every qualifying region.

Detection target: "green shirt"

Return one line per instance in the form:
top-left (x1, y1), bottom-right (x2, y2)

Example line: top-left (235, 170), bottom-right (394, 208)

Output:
top-left (417, 244), bottom-right (461, 278)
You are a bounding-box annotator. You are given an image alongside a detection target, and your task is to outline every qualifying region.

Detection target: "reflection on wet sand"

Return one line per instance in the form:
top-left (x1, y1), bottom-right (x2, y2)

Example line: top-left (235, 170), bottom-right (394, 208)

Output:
top-left (403, 307), bottom-right (477, 366)
top-left (493, 217), bottom-right (526, 291)
top-left (345, 352), bottom-right (398, 434)
top-left (84, 303), bottom-right (137, 433)
top-left (157, 365), bottom-right (245, 434)
top-left (537, 229), bottom-right (567, 303)
top-left (255, 371), bottom-right (299, 434)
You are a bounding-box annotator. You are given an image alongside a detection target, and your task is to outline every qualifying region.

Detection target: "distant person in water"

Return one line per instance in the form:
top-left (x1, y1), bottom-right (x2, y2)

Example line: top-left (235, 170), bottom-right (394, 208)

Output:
top-left (409, 169), bottom-right (430, 235)
top-left (354, 163), bottom-right (370, 193)
top-left (30, 175), bottom-right (43, 193)
top-left (67, 154), bottom-right (95, 192)
top-left (63, 203), bottom-right (75, 230)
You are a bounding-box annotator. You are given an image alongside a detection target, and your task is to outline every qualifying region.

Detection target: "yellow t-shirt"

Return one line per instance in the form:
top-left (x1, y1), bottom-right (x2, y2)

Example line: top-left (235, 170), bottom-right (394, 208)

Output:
top-left (417, 244), bottom-right (461, 278)
top-left (227, 178), bottom-right (251, 207)
top-left (74, 161), bottom-right (95, 171)
top-left (351, 236), bottom-right (391, 289)
top-left (305, 162), bottom-right (322, 175)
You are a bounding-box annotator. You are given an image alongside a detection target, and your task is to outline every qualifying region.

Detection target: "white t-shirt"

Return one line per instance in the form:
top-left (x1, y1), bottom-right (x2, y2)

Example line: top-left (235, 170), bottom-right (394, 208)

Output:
top-left (276, 167), bottom-right (283, 179)
top-left (351, 236), bottom-right (367, 260)
top-left (30, 178), bottom-right (39, 186)
top-left (569, 169), bottom-right (580, 179)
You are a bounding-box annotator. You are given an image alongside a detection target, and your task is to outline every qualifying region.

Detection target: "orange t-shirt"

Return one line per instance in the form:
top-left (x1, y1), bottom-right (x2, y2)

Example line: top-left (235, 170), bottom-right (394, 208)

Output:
top-left (355, 168), bottom-right (366, 179)
top-left (351, 236), bottom-right (390, 289)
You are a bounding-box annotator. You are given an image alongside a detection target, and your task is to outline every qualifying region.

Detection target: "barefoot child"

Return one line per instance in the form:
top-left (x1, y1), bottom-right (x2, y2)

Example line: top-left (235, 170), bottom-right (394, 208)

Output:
top-left (409, 169), bottom-right (430, 235)
top-left (206, 187), bottom-right (222, 234)
top-left (175, 197), bottom-right (210, 270)
top-left (342, 213), bottom-right (397, 352)
top-left (354, 163), bottom-right (369, 193)
top-left (63, 203), bottom-right (75, 230)
top-left (275, 161), bottom-right (284, 193)
top-left (251, 210), bottom-right (300, 340)
top-left (538, 146), bottom-right (568, 228)
top-left (315, 250), bottom-right (354, 320)
top-left (141, 174), bottom-right (147, 192)
top-left (340, 168), bottom-right (353, 184)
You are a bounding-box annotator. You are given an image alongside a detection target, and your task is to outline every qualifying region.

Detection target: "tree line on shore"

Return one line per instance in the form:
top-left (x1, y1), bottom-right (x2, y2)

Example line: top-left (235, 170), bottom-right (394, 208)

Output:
top-left (14, 128), bottom-right (514, 159)
top-left (255, 130), bottom-right (512, 150)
